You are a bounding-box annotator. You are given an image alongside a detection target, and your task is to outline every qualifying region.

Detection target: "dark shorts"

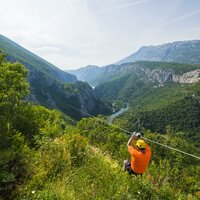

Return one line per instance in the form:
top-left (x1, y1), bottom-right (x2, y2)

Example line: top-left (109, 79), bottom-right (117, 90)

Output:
top-left (123, 160), bottom-right (142, 176)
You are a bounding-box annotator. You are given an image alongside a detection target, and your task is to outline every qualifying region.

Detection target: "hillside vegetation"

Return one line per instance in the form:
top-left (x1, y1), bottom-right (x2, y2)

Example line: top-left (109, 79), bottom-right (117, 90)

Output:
top-left (94, 61), bottom-right (200, 144)
top-left (0, 50), bottom-right (200, 200)
top-left (0, 36), bottom-right (111, 119)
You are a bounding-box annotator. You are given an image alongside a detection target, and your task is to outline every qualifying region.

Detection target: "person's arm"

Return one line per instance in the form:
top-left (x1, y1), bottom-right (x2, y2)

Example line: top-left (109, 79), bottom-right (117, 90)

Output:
top-left (127, 132), bottom-right (137, 146)
top-left (127, 131), bottom-right (141, 153)
top-left (127, 136), bottom-right (135, 147)
top-left (127, 136), bottom-right (138, 155)
top-left (127, 132), bottom-right (142, 149)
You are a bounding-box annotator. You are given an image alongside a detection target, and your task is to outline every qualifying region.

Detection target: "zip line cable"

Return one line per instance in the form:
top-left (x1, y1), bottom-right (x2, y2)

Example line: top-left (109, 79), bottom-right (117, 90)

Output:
top-left (65, 102), bottom-right (200, 160)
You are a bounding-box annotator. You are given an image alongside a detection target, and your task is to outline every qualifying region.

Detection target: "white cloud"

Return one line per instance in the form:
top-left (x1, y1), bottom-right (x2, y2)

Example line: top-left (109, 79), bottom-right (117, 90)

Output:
top-left (0, 0), bottom-right (200, 69)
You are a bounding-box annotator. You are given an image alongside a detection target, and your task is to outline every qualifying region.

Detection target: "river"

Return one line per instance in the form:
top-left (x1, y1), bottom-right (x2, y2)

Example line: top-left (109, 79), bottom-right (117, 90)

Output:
top-left (108, 104), bottom-right (129, 124)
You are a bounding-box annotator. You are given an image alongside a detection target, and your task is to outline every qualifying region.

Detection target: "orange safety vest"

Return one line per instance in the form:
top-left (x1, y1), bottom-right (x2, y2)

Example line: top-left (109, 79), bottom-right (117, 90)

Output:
top-left (128, 144), bottom-right (151, 174)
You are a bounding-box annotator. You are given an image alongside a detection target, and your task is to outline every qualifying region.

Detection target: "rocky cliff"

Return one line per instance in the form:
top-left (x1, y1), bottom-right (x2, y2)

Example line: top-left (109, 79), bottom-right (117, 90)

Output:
top-left (137, 67), bottom-right (200, 84)
top-left (173, 69), bottom-right (200, 83)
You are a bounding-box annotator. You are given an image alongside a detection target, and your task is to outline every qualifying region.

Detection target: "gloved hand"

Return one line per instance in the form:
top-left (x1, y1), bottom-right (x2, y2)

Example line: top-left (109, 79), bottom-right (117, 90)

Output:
top-left (131, 132), bottom-right (141, 138)
top-left (131, 132), bottom-right (137, 138)
top-left (135, 132), bottom-right (141, 138)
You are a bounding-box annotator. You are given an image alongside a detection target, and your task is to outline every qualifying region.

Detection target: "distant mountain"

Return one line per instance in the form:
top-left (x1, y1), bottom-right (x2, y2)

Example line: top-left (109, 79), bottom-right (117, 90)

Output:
top-left (70, 40), bottom-right (200, 86)
top-left (67, 65), bottom-right (101, 85)
top-left (68, 64), bottom-right (126, 87)
top-left (70, 61), bottom-right (200, 87)
top-left (94, 61), bottom-right (200, 100)
top-left (117, 40), bottom-right (200, 65)
top-left (0, 35), bottom-right (111, 119)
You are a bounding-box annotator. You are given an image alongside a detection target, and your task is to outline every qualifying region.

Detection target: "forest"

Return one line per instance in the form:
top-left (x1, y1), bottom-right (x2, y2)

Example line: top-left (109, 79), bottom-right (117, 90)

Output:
top-left (0, 52), bottom-right (200, 199)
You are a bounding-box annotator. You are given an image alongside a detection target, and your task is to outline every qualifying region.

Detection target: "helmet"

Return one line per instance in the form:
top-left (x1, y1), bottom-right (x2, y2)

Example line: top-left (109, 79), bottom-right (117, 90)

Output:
top-left (136, 139), bottom-right (146, 149)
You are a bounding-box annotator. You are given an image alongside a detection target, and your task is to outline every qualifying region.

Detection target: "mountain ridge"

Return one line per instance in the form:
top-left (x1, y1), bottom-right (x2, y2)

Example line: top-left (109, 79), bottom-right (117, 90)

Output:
top-left (116, 39), bottom-right (200, 64)
top-left (67, 65), bottom-right (101, 85)
top-left (68, 40), bottom-right (200, 86)
top-left (69, 61), bottom-right (200, 87)
top-left (0, 35), bottom-right (111, 119)
top-left (0, 34), bottom-right (77, 83)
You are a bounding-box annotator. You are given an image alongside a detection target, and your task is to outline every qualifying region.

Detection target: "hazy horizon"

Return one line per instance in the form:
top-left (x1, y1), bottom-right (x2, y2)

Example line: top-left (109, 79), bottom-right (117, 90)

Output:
top-left (1, 0), bottom-right (200, 70)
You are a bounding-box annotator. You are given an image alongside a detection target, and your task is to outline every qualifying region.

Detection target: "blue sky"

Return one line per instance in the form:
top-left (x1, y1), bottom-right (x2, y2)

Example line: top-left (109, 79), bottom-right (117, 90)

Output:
top-left (1, 0), bottom-right (200, 69)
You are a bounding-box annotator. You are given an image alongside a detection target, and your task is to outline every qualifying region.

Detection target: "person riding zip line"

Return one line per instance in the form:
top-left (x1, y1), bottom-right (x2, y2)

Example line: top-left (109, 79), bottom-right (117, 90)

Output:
top-left (123, 132), bottom-right (152, 175)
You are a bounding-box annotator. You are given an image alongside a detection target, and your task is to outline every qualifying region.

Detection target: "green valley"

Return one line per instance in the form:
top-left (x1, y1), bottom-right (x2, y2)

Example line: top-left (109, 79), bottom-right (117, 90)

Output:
top-left (94, 64), bottom-right (200, 146)
top-left (1, 1), bottom-right (200, 199)
top-left (0, 55), bottom-right (199, 199)
top-left (0, 37), bottom-right (200, 200)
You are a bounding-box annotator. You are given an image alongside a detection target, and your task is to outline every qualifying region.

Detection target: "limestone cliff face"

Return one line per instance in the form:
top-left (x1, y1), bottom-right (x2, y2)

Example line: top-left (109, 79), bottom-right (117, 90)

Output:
top-left (173, 69), bottom-right (200, 83)
top-left (143, 68), bottom-right (174, 84)
top-left (112, 63), bottom-right (200, 85)
top-left (143, 68), bottom-right (200, 84)
top-left (112, 62), bottom-right (200, 85)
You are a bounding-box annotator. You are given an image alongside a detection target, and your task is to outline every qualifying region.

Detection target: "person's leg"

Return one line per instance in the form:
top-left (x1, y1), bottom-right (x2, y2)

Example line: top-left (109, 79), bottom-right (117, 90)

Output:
top-left (123, 160), bottom-right (142, 176)
top-left (123, 160), bottom-right (128, 171)
top-left (123, 160), bottom-right (133, 174)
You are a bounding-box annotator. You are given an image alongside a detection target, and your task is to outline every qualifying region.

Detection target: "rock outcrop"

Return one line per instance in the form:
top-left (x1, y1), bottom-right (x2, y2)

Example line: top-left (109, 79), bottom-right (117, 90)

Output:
top-left (143, 69), bottom-right (200, 84)
top-left (173, 69), bottom-right (200, 83)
